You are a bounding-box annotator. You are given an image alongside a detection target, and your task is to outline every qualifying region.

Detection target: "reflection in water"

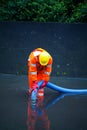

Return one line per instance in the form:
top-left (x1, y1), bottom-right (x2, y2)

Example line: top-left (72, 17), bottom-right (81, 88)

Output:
top-left (27, 96), bottom-right (50, 130)
top-left (26, 92), bottom-right (66, 130)
top-left (26, 93), bottom-right (72, 130)
top-left (26, 91), bottom-right (87, 130)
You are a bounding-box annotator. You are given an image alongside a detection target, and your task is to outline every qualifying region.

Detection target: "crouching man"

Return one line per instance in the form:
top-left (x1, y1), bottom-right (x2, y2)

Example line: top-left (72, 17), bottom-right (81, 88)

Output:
top-left (28, 48), bottom-right (53, 100)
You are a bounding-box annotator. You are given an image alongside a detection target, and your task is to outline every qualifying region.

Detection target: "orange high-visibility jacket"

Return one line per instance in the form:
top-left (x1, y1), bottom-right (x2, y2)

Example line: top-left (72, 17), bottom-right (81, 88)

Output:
top-left (28, 48), bottom-right (53, 88)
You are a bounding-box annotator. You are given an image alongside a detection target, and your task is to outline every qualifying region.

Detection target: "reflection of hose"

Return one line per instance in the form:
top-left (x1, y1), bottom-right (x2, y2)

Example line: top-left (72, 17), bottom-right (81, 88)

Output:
top-left (47, 82), bottom-right (87, 95)
top-left (45, 81), bottom-right (87, 108)
top-left (45, 94), bottom-right (65, 109)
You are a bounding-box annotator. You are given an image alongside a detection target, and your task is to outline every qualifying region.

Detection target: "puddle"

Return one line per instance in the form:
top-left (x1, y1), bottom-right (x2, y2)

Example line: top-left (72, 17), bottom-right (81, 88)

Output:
top-left (0, 74), bottom-right (87, 130)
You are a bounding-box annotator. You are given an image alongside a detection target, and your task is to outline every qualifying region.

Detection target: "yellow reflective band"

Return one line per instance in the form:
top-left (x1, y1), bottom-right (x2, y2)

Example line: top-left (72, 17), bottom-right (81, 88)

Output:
top-left (44, 71), bottom-right (51, 75)
top-left (33, 51), bottom-right (40, 57)
top-left (38, 93), bottom-right (44, 96)
top-left (28, 58), bottom-right (30, 61)
top-left (47, 64), bottom-right (52, 67)
top-left (30, 63), bottom-right (36, 67)
top-left (30, 72), bottom-right (37, 75)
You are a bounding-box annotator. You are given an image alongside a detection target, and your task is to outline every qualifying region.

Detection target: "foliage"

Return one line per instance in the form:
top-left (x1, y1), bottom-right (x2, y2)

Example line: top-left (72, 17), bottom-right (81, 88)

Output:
top-left (0, 0), bottom-right (87, 22)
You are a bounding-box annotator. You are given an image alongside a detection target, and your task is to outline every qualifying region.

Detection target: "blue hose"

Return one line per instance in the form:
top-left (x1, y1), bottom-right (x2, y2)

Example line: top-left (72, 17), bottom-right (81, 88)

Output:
top-left (47, 82), bottom-right (87, 95)
top-left (31, 80), bottom-right (44, 100)
top-left (31, 80), bottom-right (87, 100)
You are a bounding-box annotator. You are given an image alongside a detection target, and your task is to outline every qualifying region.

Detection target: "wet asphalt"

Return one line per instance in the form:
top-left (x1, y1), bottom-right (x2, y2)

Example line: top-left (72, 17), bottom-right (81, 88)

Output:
top-left (0, 74), bottom-right (87, 130)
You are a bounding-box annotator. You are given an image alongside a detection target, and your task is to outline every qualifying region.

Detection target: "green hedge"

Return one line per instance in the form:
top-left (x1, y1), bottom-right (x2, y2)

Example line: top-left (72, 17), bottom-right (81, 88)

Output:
top-left (0, 0), bottom-right (87, 22)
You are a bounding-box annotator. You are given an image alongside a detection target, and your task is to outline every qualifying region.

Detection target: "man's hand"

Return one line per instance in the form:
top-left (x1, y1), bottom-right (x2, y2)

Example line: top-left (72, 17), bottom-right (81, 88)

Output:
top-left (41, 81), bottom-right (48, 88)
top-left (32, 81), bottom-right (47, 91)
top-left (33, 81), bottom-right (39, 92)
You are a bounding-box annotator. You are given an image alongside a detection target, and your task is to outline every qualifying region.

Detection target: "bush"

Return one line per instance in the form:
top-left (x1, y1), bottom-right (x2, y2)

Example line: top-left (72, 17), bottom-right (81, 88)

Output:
top-left (0, 0), bottom-right (87, 22)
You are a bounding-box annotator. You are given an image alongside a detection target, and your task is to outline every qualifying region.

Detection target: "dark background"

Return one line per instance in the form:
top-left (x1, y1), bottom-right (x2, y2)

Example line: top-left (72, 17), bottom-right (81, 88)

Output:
top-left (0, 22), bottom-right (87, 77)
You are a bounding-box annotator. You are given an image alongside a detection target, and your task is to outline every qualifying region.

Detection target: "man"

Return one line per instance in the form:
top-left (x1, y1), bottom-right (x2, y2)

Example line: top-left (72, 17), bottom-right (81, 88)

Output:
top-left (28, 48), bottom-right (53, 99)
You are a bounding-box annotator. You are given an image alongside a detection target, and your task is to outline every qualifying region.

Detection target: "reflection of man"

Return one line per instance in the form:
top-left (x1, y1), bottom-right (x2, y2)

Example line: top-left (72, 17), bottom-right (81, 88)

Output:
top-left (28, 48), bottom-right (53, 100)
top-left (27, 98), bottom-right (50, 130)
